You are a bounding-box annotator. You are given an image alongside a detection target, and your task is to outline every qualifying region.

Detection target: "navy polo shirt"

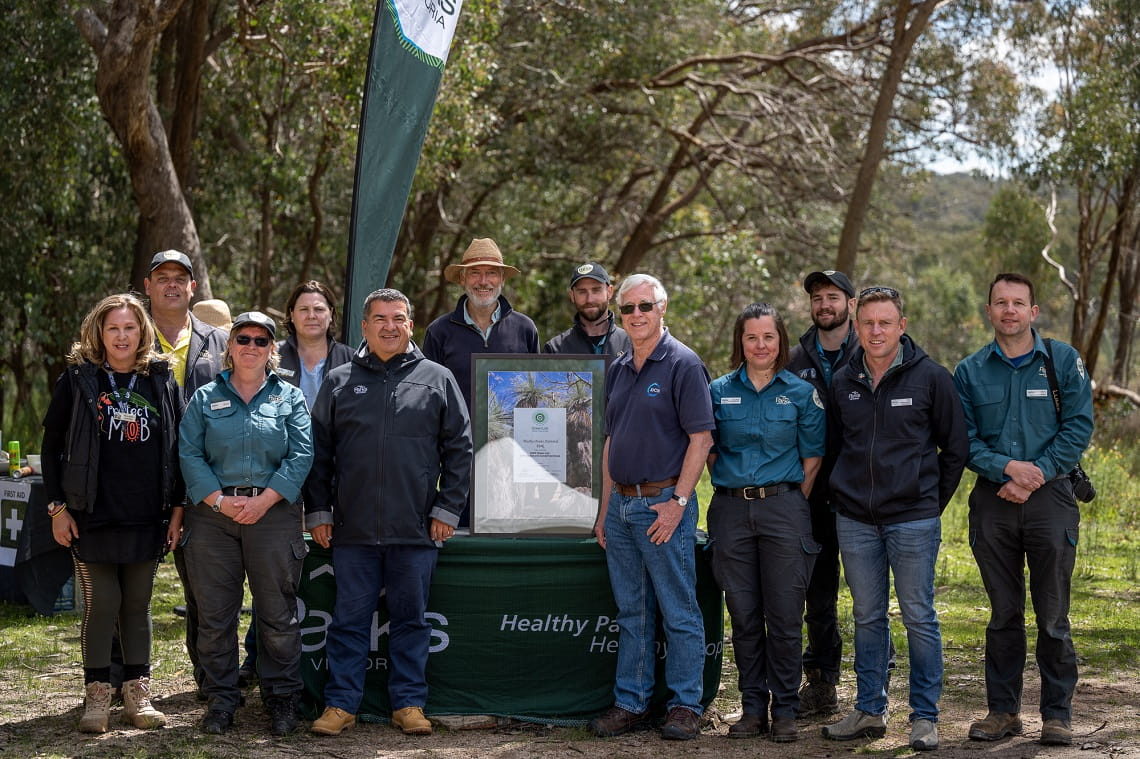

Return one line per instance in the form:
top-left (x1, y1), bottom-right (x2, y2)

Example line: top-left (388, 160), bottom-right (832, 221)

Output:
top-left (605, 329), bottom-right (714, 484)
top-left (709, 366), bottom-right (826, 488)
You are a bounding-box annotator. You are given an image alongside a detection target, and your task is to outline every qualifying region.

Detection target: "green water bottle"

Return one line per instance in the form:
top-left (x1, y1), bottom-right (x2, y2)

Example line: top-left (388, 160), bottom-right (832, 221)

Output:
top-left (7, 440), bottom-right (18, 478)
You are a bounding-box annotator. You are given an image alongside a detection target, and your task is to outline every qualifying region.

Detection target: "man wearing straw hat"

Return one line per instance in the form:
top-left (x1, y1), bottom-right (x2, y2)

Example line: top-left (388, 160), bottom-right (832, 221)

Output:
top-left (423, 237), bottom-right (539, 411)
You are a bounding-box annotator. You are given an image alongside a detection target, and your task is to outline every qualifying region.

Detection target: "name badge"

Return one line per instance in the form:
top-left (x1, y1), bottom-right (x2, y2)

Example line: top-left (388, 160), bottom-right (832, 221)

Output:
top-left (113, 411), bottom-right (137, 423)
top-left (210, 400), bottom-right (232, 410)
top-left (1027, 388), bottom-right (1049, 398)
top-left (890, 398), bottom-right (913, 407)
top-left (278, 368), bottom-right (295, 377)
top-left (721, 397), bottom-right (742, 405)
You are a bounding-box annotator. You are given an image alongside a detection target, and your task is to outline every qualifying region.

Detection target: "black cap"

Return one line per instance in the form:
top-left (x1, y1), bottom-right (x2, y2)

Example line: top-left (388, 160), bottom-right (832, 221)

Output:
top-left (230, 311), bottom-right (276, 339)
top-left (803, 270), bottom-right (855, 298)
top-left (149, 250), bottom-right (194, 277)
top-left (569, 262), bottom-right (611, 287)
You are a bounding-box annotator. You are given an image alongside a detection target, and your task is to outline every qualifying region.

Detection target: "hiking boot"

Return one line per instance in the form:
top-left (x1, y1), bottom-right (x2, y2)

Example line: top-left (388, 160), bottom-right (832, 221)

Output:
top-left (589, 705), bottom-right (650, 737)
top-left (660, 707), bottom-right (701, 740)
top-left (1040, 718), bottom-right (1072, 746)
top-left (311, 706), bottom-right (356, 736)
top-left (391, 705), bottom-right (432, 735)
top-left (78, 681), bottom-right (113, 733)
top-left (201, 709), bottom-right (234, 735)
top-left (266, 696), bottom-right (299, 736)
top-left (821, 709), bottom-right (887, 741)
top-left (727, 712), bottom-right (767, 738)
top-left (910, 719), bottom-right (938, 751)
top-left (797, 670), bottom-right (839, 717)
top-left (771, 715), bottom-right (798, 743)
top-left (968, 711), bottom-right (1022, 741)
top-left (122, 677), bottom-right (166, 728)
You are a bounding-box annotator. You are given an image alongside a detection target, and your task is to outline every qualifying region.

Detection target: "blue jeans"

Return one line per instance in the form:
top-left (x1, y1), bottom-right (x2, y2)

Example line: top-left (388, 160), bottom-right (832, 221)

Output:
top-left (837, 514), bottom-right (942, 722)
top-left (603, 487), bottom-right (705, 715)
top-left (323, 544), bottom-right (438, 713)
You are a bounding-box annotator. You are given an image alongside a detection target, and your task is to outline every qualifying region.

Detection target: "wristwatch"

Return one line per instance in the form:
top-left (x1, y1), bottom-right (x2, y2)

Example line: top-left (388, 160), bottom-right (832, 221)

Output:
top-left (212, 493), bottom-right (225, 512)
top-left (675, 494), bottom-right (690, 507)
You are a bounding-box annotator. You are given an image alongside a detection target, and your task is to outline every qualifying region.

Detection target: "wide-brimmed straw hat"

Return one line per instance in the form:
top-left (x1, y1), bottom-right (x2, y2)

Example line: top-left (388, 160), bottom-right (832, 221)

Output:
top-left (443, 238), bottom-right (521, 284)
top-left (192, 299), bottom-right (233, 331)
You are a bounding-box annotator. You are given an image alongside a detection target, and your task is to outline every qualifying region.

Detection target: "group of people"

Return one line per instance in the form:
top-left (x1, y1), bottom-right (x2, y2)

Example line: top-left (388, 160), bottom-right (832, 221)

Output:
top-left (39, 238), bottom-right (1092, 751)
top-left (585, 268), bottom-right (1092, 750)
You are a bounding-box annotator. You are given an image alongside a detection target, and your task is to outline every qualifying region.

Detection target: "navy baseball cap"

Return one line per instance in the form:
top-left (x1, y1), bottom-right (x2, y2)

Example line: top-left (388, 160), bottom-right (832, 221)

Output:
top-left (149, 249), bottom-right (194, 277)
top-left (803, 270), bottom-right (855, 298)
top-left (570, 262), bottom-right (611, 287)
top-left (230, 311), bottom-right (277, 339)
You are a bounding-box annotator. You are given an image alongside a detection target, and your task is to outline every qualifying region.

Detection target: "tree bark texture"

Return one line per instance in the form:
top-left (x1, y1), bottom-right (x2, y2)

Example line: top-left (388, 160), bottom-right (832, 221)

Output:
top-left (75, 0), bottom-right (211, 297)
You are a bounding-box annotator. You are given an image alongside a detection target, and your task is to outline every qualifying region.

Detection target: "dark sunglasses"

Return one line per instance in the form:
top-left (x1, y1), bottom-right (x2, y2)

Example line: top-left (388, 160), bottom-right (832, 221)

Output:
top-left (234, 334), bottom-right (271, 347)
top-left (858, 286), bottom-right (900, 300)
top-left (619, 300), bottom-right (661, 315)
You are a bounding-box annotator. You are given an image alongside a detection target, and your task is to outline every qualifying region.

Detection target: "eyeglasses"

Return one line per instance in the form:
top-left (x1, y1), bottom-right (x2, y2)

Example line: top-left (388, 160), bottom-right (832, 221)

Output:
top-left (858, 286), bottom-right (900, 300)
top-left (619, 300), bottom-right (662, 315)
top-left (234, 334), bottom-right (271, 347)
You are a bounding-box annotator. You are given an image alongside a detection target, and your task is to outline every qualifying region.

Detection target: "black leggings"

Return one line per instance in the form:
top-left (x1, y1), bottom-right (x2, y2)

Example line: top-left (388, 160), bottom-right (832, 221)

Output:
top-left (73, 556), bottom-right (160, 684)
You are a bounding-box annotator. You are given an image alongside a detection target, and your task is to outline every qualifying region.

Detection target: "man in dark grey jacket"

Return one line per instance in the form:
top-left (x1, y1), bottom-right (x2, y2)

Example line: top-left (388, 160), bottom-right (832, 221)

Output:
top-left (305, 288), bottom-right (472, 738)
top-left (543, 262), bottom-right (631, 356)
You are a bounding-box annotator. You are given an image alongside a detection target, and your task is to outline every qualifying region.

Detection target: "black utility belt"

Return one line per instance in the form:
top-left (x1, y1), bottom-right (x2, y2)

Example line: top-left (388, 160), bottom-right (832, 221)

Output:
top-left (221, 486), bottom-right (262, 496)
top-left (715, 483), bottom-right (797, 500)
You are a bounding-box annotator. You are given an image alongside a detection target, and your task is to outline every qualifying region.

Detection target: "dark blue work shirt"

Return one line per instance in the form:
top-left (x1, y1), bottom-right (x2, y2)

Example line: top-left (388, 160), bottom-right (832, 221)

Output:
top-left (605, 329), bottom-right (714, 484)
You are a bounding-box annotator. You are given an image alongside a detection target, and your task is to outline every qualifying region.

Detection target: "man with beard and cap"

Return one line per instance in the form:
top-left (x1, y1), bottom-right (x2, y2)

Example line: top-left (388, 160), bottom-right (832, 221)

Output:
top-left (543, 262), bottom-right (631, 356)
top-left (786, 270), bottom-right (855, 717)
top-left (423, 238), bottom-right (539, 412)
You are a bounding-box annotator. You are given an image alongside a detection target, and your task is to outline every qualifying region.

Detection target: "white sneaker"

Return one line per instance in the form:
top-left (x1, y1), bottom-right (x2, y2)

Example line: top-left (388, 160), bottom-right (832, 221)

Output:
top-left (821, 709), bottom-right (887, 741)
top-left (910, 718), bottom-right (939, 751)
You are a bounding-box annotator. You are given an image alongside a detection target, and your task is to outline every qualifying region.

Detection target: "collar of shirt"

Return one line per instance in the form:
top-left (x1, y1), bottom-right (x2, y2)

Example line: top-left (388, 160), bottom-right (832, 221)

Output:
top-left (157, 318), bottom-right (192, 387)
top-left (463, 300), bottom-right (502, 341)
top-left (861, 344), bottom-right (905, 388)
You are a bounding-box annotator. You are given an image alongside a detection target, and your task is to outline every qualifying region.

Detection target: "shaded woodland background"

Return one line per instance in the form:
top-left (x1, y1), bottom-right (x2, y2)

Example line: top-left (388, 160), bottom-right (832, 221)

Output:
top-left (3, 0), bottom-right (1140, 444)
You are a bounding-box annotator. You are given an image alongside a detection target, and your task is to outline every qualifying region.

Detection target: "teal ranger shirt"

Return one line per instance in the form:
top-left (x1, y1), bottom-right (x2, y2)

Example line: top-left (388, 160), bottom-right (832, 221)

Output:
top-left (953, 330), bottom-right (1092, 484)
top-left (709, 366), bottom-right (826, 488)
top-left (179, 369), bottom-right (313, 505)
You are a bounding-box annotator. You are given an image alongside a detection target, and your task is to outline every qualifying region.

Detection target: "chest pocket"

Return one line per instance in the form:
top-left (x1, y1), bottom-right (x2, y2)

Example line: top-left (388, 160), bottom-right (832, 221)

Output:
top-left (202, 400), bottom-right (239, 450)
top-left (714, 401), bottom-right (754, 450)
top-left (390, 384), bottom-right (437, 438)
top-left (881, 388), bottom-right (928, 440)
top-left (253, 400), bottom-right (293, 445)
top-left (970, 383), bottom-right (1007, 439)
top-left (761, 402), bottom-right (797, 449)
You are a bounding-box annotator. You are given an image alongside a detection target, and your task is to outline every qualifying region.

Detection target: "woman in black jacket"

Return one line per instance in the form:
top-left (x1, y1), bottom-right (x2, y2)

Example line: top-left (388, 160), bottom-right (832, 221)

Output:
top-left (276, 280), bottom-right (354, 408)
top-left (41, 293), bottom-right (184, 734)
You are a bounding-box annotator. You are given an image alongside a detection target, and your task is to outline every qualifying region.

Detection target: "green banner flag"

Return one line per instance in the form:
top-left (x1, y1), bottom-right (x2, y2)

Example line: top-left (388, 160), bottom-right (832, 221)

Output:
top-left (343, 0), bottom-right (463, 345)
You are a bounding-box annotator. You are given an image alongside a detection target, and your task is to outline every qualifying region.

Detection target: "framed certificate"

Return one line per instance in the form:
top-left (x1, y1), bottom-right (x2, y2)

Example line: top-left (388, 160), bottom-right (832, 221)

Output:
top-left (470, 354), bottom-right (609, 536)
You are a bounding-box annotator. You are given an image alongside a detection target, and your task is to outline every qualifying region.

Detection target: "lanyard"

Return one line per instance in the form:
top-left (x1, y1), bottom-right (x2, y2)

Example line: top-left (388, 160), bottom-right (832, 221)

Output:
top-left (104, 365), bottom-right (139, 414)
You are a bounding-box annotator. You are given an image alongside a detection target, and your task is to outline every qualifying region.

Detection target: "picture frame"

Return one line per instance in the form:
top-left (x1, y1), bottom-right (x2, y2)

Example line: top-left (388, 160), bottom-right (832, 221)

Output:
top-left (470, 354), bottom-right (610, 536)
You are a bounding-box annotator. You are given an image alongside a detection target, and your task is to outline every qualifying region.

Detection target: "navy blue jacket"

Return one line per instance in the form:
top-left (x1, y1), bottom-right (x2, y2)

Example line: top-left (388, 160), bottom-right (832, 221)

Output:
top-left (827, 334), bottom-right (969, 525)
top-left (542, 311), bottom-right (631, 356)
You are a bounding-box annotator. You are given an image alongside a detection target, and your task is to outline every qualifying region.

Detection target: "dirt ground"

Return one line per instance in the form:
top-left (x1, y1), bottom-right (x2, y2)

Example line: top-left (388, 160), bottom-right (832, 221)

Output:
top-left (2, 663), bottom-right (1137, 759)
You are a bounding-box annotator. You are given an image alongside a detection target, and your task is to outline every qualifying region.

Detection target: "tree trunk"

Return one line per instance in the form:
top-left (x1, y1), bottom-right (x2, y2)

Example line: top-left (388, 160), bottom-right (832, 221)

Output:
top-left (75, 1), bottom-right (211, 298)
top-left (835, 0), bottom-right (942, 275)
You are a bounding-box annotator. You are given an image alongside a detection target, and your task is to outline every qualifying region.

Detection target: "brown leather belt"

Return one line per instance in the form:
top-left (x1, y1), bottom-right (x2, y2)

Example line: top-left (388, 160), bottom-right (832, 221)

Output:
top-left (715, 483), bottom-right (795, 500)
top-left (222, 486), bottom-right (262, 496)
top-left (613, 477), bottom-right (679, 498)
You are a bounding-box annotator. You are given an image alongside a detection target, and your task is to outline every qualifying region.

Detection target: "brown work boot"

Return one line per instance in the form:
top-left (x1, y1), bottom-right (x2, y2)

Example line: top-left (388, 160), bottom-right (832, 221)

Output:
top-left (78, 681), bottom-right (113, 733)
top-left (391, 705), bottom-right (432, 735)
top-left (660, 706), bottom-right (701, 740)
top-left (311, 705), bottom-right (356, 736)
top-left (797, 669), bottom-right (839, 717)
top-left (727, 712), bottom-right (767, 738)
top-left (589, 705), bottom-right (650, 737)
top-left (1040, 718), bottom-right (1072, 746)
top-left (121, 677), bottom-right (166, 728)
top-left (771, 715), bottom-right (798, 742)
top-left (968, 711), bottom-right (1023, 741)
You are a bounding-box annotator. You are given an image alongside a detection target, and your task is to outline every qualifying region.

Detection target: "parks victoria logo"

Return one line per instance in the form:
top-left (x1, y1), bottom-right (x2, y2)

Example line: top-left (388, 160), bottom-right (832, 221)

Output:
top-left (390, 0), bottom-right (464, 69)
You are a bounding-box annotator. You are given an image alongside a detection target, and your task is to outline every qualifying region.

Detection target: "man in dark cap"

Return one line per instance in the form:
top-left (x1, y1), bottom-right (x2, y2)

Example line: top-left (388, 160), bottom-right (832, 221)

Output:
top-left (143, 249), bottom-right (228, 697)
top-left (785, 269), bottom-right (856, 717)
top-left (543, 262), bottom-right (631, 356)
